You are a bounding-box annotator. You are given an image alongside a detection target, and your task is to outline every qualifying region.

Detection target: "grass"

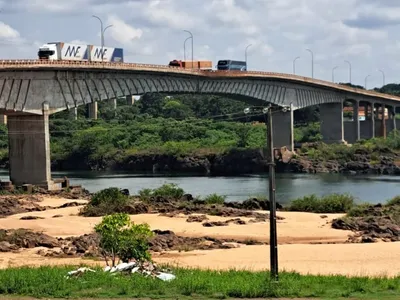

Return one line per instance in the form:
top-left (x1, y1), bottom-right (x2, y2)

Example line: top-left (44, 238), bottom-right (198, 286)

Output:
top-left (0, 266), bottom-right (398, 299)
top-left (286, 194), bottom-right (355, 213)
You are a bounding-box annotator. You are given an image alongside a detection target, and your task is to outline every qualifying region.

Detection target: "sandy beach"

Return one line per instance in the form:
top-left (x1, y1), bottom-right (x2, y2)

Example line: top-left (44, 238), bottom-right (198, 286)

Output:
top-left (0, 195), bottom-right (399, 277)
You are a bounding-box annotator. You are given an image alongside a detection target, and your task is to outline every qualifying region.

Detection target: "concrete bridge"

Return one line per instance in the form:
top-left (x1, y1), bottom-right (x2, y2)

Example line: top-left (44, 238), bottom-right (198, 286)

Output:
top-left (0, 60), bottom-right (399, 189)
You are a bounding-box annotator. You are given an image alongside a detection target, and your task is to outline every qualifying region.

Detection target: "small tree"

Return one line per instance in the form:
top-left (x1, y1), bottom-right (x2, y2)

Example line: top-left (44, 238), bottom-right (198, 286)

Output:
top-left (94, 213), bottom-right (153, 267)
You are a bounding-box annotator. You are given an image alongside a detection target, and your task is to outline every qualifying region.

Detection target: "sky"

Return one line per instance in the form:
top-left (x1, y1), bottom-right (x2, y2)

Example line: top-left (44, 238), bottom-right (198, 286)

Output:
top-left (0, 0), bottom-right (398, 89)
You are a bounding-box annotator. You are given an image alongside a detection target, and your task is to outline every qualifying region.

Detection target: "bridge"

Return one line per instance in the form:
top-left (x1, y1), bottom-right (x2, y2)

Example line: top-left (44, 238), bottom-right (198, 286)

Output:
top-left (0, 60), bottom-right (399, 190)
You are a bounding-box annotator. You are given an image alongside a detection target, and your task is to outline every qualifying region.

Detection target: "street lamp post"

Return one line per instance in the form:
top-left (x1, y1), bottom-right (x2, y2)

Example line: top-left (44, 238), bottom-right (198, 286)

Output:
top-left (245, 44), bottom-right (252, 71)
top-left (92, 15), bottom-right (113, 62)
top-left (306, 49), bottom-right (314, 78)
top-left (183, 30), bottom-right (194, 70)
top-left (183, 37), bottom-right (191, 61)
top-left (293, 56), bottom-right (300, 75)
top-left (365, 75), bottom-right (371, 89)
top-left (332, 66), bottom-right (339, 83)
top-left (378, 69), bottom-right (385, 87)
top-left (344, 60), bottom-right (352, 84)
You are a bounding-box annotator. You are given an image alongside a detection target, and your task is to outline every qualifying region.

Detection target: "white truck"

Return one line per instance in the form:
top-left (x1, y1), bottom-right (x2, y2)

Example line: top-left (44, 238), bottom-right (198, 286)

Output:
top-left (38, 42), bottom-right (124, 62)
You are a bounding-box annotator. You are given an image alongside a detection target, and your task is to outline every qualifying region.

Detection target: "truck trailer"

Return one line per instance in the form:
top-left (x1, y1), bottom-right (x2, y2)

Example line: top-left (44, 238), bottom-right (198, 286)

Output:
top-left (38, 42), bottom-right (124, 62)
top-left (169, 60), bottom-right (212, 70)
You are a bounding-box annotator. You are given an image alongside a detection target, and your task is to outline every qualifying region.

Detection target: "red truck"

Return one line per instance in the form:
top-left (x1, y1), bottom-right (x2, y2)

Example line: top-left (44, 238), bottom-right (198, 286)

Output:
top-left (169, 60), bottom-right (213, 70)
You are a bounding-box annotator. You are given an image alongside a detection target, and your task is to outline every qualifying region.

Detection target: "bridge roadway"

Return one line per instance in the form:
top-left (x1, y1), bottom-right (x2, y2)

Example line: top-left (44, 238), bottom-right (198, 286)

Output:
top-left (0, 60), bottom-right (399, 190)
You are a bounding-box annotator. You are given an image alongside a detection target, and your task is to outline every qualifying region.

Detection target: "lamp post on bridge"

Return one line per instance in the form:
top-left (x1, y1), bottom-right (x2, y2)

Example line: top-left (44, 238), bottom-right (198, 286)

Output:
top-left (183, 36), bottom-right (191, 61)
top-left (293, 56), bottom-right (300, 75)
top-left (92, 15), bottom-right (113, 62)
top-left (305, 49), bottom-right (314, 78)
top-left (378, 69), bottom-right (385, 87)
top-left (245, 44), bottom-right (252, 71)
top-left (183, 30), bottom-right (194, 70)
top-left (344, 60), bottom-right (352, 84)
top-left (332, 66), bottom-right (339, 83)
top-left (365, 74), bottom-right (371, 90)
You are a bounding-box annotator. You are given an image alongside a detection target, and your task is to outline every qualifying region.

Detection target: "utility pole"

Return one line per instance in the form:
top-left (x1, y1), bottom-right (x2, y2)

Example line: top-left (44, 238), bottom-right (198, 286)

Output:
top-left (245, 44), bottom-right (252, 71)
top-left (306, 49), bottom-right (314, 78)
top-left (365, 74), bottom-right (371, 89)
top-left (293, 56), bottom-right (300, 75)
top-left (244, 105), bottom-right (281, 281)
top-left (183, 30), bottom-right (194, 69)
top-left (378, 69), bottom-right (385, 87)
top-left (92, 15), bottom-right (113, 62)
top-left (344, 60), bottom-right (352, 84)
top-left (332, 66), bottom-right (338, 83)
top-left (183, 36), bottom-right (191, 61)
top-left (266, 105), bottom-right (279, 281)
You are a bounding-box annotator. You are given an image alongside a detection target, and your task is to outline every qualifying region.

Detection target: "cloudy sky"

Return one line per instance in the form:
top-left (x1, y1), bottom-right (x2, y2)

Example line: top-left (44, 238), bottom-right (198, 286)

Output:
top-left (0, 0), bottom-right (398, 89)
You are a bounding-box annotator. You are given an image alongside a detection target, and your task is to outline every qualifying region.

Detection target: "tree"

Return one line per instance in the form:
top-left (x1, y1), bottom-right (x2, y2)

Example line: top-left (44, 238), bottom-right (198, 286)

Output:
top-left (94, 213), bottom-right (154, 266)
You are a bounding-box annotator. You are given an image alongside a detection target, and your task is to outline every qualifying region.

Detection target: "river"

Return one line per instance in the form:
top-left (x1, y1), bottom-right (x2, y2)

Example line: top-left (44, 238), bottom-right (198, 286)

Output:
top-left (1, 170), bottom-right (399, 205)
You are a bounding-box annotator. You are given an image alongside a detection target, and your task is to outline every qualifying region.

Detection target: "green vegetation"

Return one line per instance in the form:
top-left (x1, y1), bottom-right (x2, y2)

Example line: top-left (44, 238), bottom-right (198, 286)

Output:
top-left (203, 193), bottom-right (227, 205)
top-left (95, 213), bottom-right (153, 266)
top-left (0, 266), bottom-right (398, 299)
top-left (287, 193), bottom-right (355, 213)
top-left (139, 183), bottom-right (185, 201)
top-left (81, 187), bottom-right (129, 216)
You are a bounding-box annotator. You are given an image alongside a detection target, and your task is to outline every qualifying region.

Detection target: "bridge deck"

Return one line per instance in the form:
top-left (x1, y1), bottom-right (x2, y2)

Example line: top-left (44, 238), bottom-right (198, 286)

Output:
top-left (0, 60), bottom-right (399, 102)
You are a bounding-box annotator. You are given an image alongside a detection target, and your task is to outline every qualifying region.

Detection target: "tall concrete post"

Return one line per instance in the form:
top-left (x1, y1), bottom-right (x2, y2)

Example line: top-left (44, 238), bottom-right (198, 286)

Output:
top-left (7, 103), bottom-right (56, 189)
top-left (382, 104), bottom-right (386, 139)
top-left (88, 101), bottom-right (98, 119)
top-left (0, 114), bottom-right (7, 125)
top-left (110, 98), bottom-right (117, 110)
top-left (371, 103), bottom-right (375, 138)
top-left (354, 101), bottom-right (360, 141)
top-left (320, 102), bottom-right (344, 143)
top-left (126, 95), bottom-right (134, 106)
top-left (69, 107), bottom-right (78, 120)
top-left (394, 106), bottom-right (397, 131)
top-left (272, 104), bottom-right (294, 151)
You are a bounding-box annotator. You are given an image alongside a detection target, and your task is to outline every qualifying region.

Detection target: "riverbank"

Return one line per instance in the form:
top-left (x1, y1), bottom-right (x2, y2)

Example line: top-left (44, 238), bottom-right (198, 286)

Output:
top-left (50, 144), bottom-right (400, 175)
top-left (0, 188), bottom-right (398, 277)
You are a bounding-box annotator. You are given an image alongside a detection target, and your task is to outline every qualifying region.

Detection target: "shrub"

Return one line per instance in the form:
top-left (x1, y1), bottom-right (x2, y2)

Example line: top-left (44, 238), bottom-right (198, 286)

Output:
top-left (204, 193), bottom-right (226, 205)
top-left (386, 196), bottom-right (400, 207)
top-left (346, 203), bottom-right (371, 217)
top-left (94, 213), bottom-right (153, 267)
top-left (138, 183), bottom-right (185, 201)
top-left (81, 187), bottom-right (129, 216)
top-left (287, 193), bottom-right (354, 213)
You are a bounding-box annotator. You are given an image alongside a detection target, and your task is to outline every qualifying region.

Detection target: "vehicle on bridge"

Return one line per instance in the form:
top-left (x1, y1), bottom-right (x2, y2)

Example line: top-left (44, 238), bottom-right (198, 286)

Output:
top-left (217, 60), bottom-right (247, 71)
top-left (168, 60), bottom-right (212, 70)
top-left (38, 42), bottom-right (124, 62)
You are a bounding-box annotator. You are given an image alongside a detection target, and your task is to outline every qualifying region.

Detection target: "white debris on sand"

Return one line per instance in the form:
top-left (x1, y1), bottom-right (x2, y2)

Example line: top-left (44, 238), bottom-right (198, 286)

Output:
top-left (67, 261), bottom-right (176, 281)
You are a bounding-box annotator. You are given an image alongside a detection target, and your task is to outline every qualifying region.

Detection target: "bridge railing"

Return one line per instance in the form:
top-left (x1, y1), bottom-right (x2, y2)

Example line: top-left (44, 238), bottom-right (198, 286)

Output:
top-left (0, 60), bottom-right (399, 102)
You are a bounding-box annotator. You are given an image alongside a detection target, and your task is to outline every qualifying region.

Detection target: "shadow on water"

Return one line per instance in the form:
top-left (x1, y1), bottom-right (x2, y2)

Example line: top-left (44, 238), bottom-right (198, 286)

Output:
top-left (0, 169), bottom-right (399, 205)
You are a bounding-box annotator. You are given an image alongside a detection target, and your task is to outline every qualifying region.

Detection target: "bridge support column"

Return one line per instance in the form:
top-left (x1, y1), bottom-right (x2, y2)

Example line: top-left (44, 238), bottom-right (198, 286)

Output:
top-left (0, 114), bottom-right (7, 125)
top-left (126, 95), bottom-right (134, 106)
top-left (7, 104), bottom-right (57, 190)
top-left (88, 101), bottom-right (98, 119)
top-left (344, 101), bottom-right (360, 144)
top-left (387, 106), bottom-right (395, 135)
top-left (110, 98), bottom-right (117, 110)
top-left (69, 107), bottom-right (77, 120)
top-left (272, 104), bottom-right (294, 151)
top-left (371, 103), bottom-right (375, 138)
top-left (382, 104), bottom-right (386, 139)
top-left (320, 102), bottom-right (344, 143)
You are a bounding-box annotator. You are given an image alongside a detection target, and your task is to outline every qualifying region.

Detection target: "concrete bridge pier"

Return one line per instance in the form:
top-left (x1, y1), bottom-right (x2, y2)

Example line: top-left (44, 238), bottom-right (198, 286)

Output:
top-left (88, 101), bottom-right (98, 119)
top-left (360, 101), bottom-right (373, 139)
top-left (344, 100), bottom-right (360, 144)
top-left (374, 103), bottom-right (386, 138)
top-left (126, 95), bottom-right (135, 106)
top-left (320, 102), bottom-right (344, 144)
top-left (0, 114), bottom-right (7, 125)
top-left (110, 98), bottom-right (117, 110)
top-left (7, 103), bottom-right (57, 190)
top-left (272, 104), bottom-right (294, 151)
top-left (69, 107), bottom-right (78, 120)
top-left (387, 105), bottom-right (396, 135)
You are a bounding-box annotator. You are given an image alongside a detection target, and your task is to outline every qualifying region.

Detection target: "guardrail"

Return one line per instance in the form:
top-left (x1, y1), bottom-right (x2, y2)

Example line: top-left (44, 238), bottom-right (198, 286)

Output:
top-left (0, 60), bottom-right (399, 102)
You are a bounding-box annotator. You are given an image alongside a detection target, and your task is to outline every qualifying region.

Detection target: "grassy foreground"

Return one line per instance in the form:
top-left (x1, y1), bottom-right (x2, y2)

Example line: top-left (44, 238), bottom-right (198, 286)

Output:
top-left (0, 266), bottom-right (398, 299)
